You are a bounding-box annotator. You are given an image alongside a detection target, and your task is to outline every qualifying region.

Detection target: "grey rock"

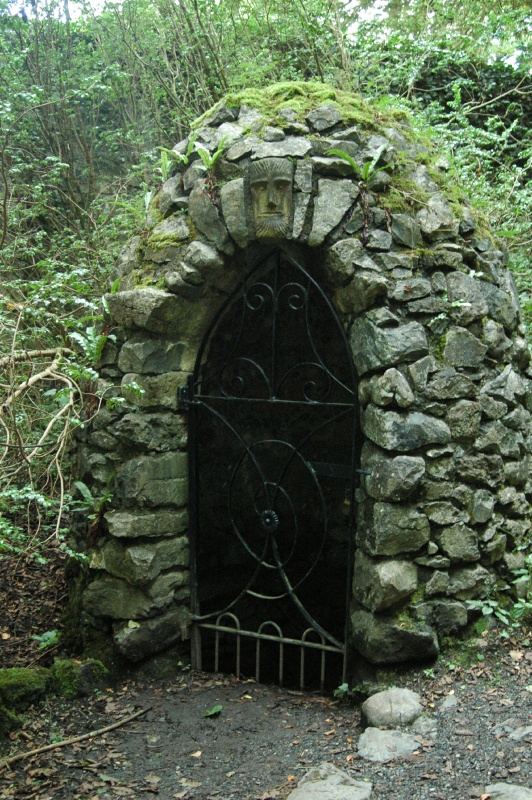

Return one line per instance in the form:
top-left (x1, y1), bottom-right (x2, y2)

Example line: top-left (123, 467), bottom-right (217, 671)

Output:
top-left (323, 238), bottom-right (362, 286)
top-left (483, 319), bottom-right (513, 358)
top-left (482, 533), bottom-right (507, 564)
top-left (368, 170), bottom-right (392, 192)
top-left (412, 713), bottom-right (438, 737)
top-left (481, 365), bottom-right (526, 405)
top-left (158, 177), bottom-right (188, 216)
top-left (114, 236), bottom-right (140, 279)
top-left (408, 356), bottom-right (438, 391)
top-left (390, 278), bottom-right (431, 302)
top-left (439, 693), bottom-right (458, 712)
top-left (335, 271), bottom-right (388, 314)
top-left (188, 182), bottom-right (234, 255)
top-left (475, 420), bottom-right (523, 459)
top-left (365, 229), bottom-right (392, 251)
top-left (407, 165), bottom-right (439, 194)
top-left (447, 565), bottom-right (495, 599)
top-left (508, 726), bottom-right (532, 742)
top-left (415, 556), bottom-right (451, 569)
top-left (351, 319), bottom-right (428, 375)
top-left (220, 179), bottom-right (248, 248)
top-left (362, 688), bottom-right (422, 727)
top-left (238, 105), bottom-right (264, 130)
top-left (446, 400), bottom-right (481, 440)
top-left (101, 537), bottom-right (188, 585)
top-left (251, 137), bottom-right (312, 159)
top-left (358, 728), bottom-right (419, 763)
top-left (113, 607), bottom-right (189, 662)
top-left (363, 405), bottom-right (451, 452)
top-left (435, 524), bottom-right (480, 563)
top-left (291, 192), bottom-right (311, 239)
top-left (459, 206), bottom-right (476, 235)
top-left (480, 281), bottom-right (519, 332)
top-left (443, 326), bottom-right (487, 367)
top-left (105, 509), bottom-right (187, 539)
top-left (369, 368), bottom-right (414, 408)
top-left (391, 214), bottom-right (421, 247)
top-left (117, 452), bottom-right (188, 508)
top-left (225, 135), bottom-right (260, 161)
top-left (331, 125), bottom-right (363, 144)
top-left (306, 104), bottom-right (343, 131)
top-left (263, 126), bottom-right (285, 142)
top-left (484, 784), bottom-right (532, 800)
top-left (113, 412), bottom-right (187, 452)
top-left (373, 252), bottom-right (417, 272)
top-left (351, 609), bottom-right (439, 664)
top-left (118, 336), bottom-right (184, 374)
top-left (202, 102), bottom-right (237, 127)
top-left (146, 217), bottom-right (191, 261)
top-left (479, 393), bottom-right (508, 420)
top-left (471, 489), bottom-right (495, 523)
top-left (311, 156), bottom-right (354, 177)
top-left (121, 372), bottom-right (188, 410)
top-left (424, 502), bottom-right (466, 526)
top-left (365, 454), bottom-right (425, 501)
top-left (288, 762), bottom-right (372, 800)
top-left (105, 290), bottom-right (183, 336)
top-left (425, 570), bottom-right (450, 596)
top-left (353, 551), bottom-right (418, 611)
top-left (294, 160), bottom-right (313, 193)
top-left (83, 576), bottom-right (168, 620)
top-left (426, 369), bottom-right (476, 400)
top-left (505, 406), bottom-right (531, 431)
top-left (446, 273), bottom-right (489, 325)
top-left (417, 193), bottom-right (458, 241)
top-left (357, 500), bottom-right (430, 556)
top-left (309, 179), bottom-right (358, 246)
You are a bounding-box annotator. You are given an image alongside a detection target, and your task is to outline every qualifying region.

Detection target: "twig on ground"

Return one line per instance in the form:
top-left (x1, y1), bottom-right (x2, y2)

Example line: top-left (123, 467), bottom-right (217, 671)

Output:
top-left (0, 706), bottom-right (151, 772)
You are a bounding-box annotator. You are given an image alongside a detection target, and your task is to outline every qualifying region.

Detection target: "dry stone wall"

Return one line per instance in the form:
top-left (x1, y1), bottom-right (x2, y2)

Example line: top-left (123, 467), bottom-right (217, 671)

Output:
top-left (78, 86), bottom-right (532, 668)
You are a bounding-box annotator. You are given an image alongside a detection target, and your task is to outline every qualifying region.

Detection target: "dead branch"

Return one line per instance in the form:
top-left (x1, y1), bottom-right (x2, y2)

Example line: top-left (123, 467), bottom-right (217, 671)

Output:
top-left (0, 348), bottom-right (73, 369)
top-left (0, 707), bottom-right (152, 772)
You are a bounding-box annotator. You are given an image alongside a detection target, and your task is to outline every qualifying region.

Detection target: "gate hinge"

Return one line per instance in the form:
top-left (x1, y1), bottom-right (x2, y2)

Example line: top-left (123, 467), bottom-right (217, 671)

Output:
top-left (179, 382), bottom-right (194, 407)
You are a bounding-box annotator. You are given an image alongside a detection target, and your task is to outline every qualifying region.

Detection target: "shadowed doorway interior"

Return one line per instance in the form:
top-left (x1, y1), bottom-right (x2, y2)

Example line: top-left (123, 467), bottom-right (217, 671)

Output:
top-left (183, 250), bottom-right (359, 690)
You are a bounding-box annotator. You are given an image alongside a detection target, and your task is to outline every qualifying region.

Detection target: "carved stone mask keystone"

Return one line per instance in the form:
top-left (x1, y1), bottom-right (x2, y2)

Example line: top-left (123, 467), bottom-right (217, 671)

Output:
top-left (249, 158), bottom-right (294, 239)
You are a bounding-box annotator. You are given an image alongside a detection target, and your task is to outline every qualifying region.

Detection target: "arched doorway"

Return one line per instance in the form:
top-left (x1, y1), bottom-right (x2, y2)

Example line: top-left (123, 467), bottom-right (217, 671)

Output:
top-left (183, 250), bottom-right (359, 689)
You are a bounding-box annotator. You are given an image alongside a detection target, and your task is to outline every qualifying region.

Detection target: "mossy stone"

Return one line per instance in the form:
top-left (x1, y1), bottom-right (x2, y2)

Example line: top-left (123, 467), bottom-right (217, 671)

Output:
top-left (0, 668), bottom-right (51, 712)
top-left (51, 659), bottom-right (108, 699)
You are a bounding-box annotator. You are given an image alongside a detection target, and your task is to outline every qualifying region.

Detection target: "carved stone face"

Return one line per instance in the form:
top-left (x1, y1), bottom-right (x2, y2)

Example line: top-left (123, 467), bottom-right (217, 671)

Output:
top-left (249, 158), bottom-right (294, 239)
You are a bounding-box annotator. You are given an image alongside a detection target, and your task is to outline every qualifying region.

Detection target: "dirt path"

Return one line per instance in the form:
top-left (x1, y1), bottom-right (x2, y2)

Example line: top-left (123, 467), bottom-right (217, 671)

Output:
top-left (1, 634), bottom-right (531, 800)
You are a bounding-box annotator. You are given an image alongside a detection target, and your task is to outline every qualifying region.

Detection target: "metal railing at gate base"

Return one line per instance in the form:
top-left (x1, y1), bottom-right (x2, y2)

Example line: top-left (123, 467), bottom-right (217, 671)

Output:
top-left (194, 612), bottom-right (345, 691)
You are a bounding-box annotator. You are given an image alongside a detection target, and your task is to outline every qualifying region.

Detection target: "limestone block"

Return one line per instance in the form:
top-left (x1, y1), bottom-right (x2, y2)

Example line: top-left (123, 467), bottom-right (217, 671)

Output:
top-left (291, 192), bottom-right (311, 239)
top-left (117, 452), bottom-right (188, 507)
top-left (311, 156), bottom-right (354, 177)
top-left (105, 290), bottom-right (184, 336)
top-left (145, 217), bottom-right (191, 261)
top-left (390, 278), bottom-right (431, 302)
top-left (369, 368), bottom-right (414, 408)
top-left (251, 137), bottom-right (312, 159)
top-left (391, 214), bottom-right (422, 247)
top-left (289, 762), bottom-right (372, 800)
top-left (351, 608), bottom-right (439, 664)
top-left (443, 326), bottom-right (488, 367)
top-left (362, 405), bottom-right (450, 452)
top-left (426, 369), bottom-right (476, 400)
top-left (414, 600), bottom-right (468, 634)
top-left (113, 607), bottom-right (190, 662)
top-left (114, 236), bottom-right (140, 279)
top-left (335, 271), bottom-right (388, 314)
top-left (365, 454), bottom-right (425, 502)
top-left (445, 273), bottom-right (489, 325)
top-left (225, 136), bottom-right (260, 161)
top-left (483, 319), bottom-right (512, 359)
top-left (475, 420), bottom-right (524, 459)
top-left (484, 784), bottom-right (532, 800)
top-left (362, 687), bottom-right (422, 727)
top-left (220, 179), bottom-right (248, 248)
top-left (357, 500), bottom-right (430, 556)
top-left (118, 336), bottom-right (184, 374)
top-left (353, 550), bottom-right (418, 611)
top-left (480, 365), bottom-right (526, 405)
top-left (447, 565), bottom-right (495, 599)
top-left (113, 412), bottom-right (188, 452)
top-left (101, 537), bottom-right (189, 584)
top-left (408, 356), bottom-right (438, 391)
top-left (417, 193), bottom-right (458, 241)
top-left (188, 182), bottom-right (234, 255)
top-left (504, 458), bottom-right (529, 487)
top-left (309, 179), bottom-right (358, 246)
top-left (479, 394), bottom-right (508, 420)
top-left (482, 534), bottom-right (507, 564)
top-left (373, 252), bottom-right (417, 272)
top-left (425, 570), bottom-right (450, 596)
top-left (105, 509), bottom-right (188, 538)
top-left (294, 160), bottom-right (313, 193)
top-left (351, 318), bottom-right (428, 375)
top-left (83, 576), bottom-right (168, 619)
top-left (435, 524), bottom-right (480, 563)
top-left (407, 165), bottom-right (439, 194)
top-left (158, 177), bottom-right (188, 217)
top-left (365, 229), bottom-right (392, 251)
top-left (323, 238), bottom-right (362, 286)
top-left (358, 727), bottom-right (419, 763)
top-left (121, 372), bottom-right (188, 410)
top-left (480, 280), bottom-right (519, 332)
top-left (424, 502), bottom-right (466, 526)
top-left (306, 104), bottom-right (343, 131)
top-left (446, 400), bottom-right (481, 441)
top-left (471, 489), bottom-right (495, 524)
top-left (504, 408), bottom-right (532, 433)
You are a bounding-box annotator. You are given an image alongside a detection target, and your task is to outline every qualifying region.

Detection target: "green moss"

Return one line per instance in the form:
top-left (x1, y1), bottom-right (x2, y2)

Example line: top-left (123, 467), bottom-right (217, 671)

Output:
top-left (0, 668), bottom-right (51, 712)
top-left (0, 704), bottom-right (20, 738)
top-left (193, 81), bottom-right (411, 132)
top-left (51, 659), bottom-right (108, 699)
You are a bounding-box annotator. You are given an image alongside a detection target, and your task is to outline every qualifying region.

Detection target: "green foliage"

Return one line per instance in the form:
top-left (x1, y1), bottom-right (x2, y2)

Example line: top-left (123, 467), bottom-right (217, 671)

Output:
top-left (31, 629), bottom-right (61, 650)
top-left (202, 704), bottom-right (223, 717)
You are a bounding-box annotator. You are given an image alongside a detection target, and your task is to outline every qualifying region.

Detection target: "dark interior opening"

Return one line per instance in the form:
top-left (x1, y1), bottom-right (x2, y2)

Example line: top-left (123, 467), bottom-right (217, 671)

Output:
top-left (191, 251), bottom-right (357, 690)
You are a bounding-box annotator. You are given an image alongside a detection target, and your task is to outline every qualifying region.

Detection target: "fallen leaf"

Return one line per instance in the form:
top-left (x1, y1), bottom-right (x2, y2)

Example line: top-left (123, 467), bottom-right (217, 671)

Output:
top-left (324, 729), bottom-right (336, 736)
top-left (190, 750), bottom-right (202, 758)
top-left (509, 650), bottom-right (524, 661)
top-left (287, 775), bottom-right (296, 782)
top-left (202, 704), bottom-right (223, 718)
top-left (173, 792), bottom-right (188, 799)
top-left (179, 779), bottom-right (202, 788)
top-left (1, 633), bottom-right (10, 640)
top-left (226, 771), bottom-right (235, 778)
top-left (144, 774), bottom-right (161, 784)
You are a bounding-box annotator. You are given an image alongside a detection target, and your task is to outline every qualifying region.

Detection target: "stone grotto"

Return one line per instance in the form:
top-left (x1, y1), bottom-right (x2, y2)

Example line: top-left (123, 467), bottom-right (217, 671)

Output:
top-left (75, 82), bottom-right (532, 685)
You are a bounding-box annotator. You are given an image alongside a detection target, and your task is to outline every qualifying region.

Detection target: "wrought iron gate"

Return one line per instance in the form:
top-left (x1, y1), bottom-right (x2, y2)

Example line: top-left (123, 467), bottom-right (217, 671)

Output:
top-left (181, 251), bottom-right (358, 689)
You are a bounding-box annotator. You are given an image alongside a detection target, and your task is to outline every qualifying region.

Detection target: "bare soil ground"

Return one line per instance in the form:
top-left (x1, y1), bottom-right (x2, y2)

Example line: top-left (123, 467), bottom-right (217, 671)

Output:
top-left (1, 545), bottom-right (532, 800)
